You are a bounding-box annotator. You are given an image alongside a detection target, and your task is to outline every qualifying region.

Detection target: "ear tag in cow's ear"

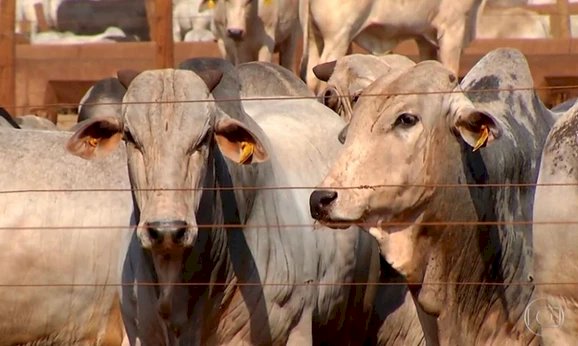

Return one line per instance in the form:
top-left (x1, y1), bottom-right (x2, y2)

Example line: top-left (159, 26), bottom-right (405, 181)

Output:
top-left (86, 137), bottom-right (99, 148)
top-left (264, 0), bottom-right (273, 5)
top-left (239, 141), bottom-right (254, 164)
top-left (472, 125), bottom-right (489, 152)
top-left (207, 0), bottom-right (216, 9)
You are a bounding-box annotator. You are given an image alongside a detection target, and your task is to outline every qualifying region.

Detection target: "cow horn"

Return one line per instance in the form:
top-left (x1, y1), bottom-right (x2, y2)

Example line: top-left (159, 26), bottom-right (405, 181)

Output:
top-left (117, 69), bottom-right (141, 89)
top-left (313, 60), bottom-right (337, 82)
top-left (197, 69), bottom-right (224, 92)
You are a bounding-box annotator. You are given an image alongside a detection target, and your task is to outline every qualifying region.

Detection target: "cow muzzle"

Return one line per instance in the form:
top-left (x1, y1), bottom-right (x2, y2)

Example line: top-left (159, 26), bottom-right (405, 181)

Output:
top-left (141, 220), bottom-right (195, 248)
top-left (309, 189), bottom-right (338, 220)
top-left (226, 28), bottom-right (245, 41)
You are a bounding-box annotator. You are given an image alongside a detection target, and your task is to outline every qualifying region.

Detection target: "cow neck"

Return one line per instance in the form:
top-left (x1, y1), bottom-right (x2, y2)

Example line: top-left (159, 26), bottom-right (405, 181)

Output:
top-left (420, 142), bottom-right (536, 344)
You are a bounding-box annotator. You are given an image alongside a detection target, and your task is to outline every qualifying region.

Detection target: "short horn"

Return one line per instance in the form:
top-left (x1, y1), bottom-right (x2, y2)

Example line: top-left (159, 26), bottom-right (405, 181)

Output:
top-left (313, 60), bottom-right (337, 82)
top-left (197, 69), bottom-right (224, 92)
top-left (117, 69), bottom-right (141, 89)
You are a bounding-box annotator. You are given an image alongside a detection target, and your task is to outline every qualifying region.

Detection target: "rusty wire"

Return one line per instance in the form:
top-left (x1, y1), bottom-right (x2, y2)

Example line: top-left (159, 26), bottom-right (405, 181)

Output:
top-left (7, 84), bottom-right (578, 111)
top-left (0, 281), bottom-right (573, 288)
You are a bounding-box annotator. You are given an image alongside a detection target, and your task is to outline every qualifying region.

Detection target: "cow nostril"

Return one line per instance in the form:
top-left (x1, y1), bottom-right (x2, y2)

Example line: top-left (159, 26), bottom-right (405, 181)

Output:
top-left (173, 227), bottom-right (187, 244)
top-left (147, 227), bottom-right (161, 243)
top-left (227, 28), bottom-right (244, 40)
top-left (309, 190), bottom-right (338, 219)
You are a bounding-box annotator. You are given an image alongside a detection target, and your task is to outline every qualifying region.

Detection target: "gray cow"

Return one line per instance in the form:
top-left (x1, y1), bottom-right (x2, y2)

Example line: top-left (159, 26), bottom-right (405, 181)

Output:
top-left (533, 102), bottom-right (578, 345)
top-left (0, 107), bottom-right (58, 130)
top-left (66, 68), bottom-right (380, 345)
top-left (309, 48), bottom-right (558, 344)
top-left (0, 127), bottom-right (133, 345)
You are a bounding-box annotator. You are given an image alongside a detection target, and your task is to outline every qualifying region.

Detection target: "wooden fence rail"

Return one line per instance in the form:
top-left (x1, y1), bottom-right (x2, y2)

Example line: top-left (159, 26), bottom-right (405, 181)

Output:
top-left (2, 0), bottom-right (578, 119)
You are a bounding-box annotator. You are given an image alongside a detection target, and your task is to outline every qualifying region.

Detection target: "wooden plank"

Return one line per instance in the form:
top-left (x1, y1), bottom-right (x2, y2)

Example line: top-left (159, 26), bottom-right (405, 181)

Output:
top-left (0, 0), bottom-right (16, 113)
top-left (146, 0), bottom-right (174, 69)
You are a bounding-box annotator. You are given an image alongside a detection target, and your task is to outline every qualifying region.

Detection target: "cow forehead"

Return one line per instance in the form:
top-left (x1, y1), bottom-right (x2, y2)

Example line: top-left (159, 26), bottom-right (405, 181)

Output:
top-left (353, 62), bottom-right (456, 122)
top-left (122, 69), bottom-right (214, 137)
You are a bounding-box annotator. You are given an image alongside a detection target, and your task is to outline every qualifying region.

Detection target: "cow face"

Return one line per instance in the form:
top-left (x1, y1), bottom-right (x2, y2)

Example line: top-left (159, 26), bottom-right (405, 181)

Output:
top-left (67, 69), bottom-right (268, 253)
top-left (204, 0), bottom-right (254, 41)
top-left (309, 61), bottom-right (501, 277)
top-left (67, 68), bottom-right (269, 320)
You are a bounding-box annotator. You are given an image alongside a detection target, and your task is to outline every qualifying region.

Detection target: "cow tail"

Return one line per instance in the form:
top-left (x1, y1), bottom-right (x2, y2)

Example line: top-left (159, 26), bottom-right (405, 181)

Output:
top-left (298, 0), bottom-right (311, 81)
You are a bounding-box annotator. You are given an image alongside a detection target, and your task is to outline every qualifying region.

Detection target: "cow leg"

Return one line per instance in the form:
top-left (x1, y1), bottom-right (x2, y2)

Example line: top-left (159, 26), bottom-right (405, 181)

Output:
top-left (415, 36), bottom-right (438, 62)
top-left (257, 31), bottom-right (276, 63)
top-left (278, 33), bottom-right (298, 73)
top-left (436, 23), bottom-right (465, 76)
top-left (285, 307), bottom-right (313, 345)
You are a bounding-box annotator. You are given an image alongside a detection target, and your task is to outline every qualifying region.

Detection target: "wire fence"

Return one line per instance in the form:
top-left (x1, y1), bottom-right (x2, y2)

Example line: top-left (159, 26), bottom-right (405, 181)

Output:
top-left (5, 84), bottom-right (578, 111)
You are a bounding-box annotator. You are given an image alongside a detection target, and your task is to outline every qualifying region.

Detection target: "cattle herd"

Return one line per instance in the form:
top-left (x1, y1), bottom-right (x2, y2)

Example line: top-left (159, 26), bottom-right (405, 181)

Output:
top-left (4, 0), bottom-right (578, 346)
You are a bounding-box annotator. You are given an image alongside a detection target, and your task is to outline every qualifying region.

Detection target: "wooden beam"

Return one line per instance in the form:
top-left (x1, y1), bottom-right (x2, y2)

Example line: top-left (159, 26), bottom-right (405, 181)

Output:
top-left (555, 0), bottom-right (571, 39)
top-left (0, 0), bottom-right (16, 113)
top-left (145, 0), bottom-right (174, 69)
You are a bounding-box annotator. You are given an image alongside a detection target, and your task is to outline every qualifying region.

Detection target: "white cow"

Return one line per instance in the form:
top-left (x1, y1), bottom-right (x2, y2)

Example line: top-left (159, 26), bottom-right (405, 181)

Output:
top-left (173, 0), bottom-right (215, 42)
top-left (0, 127), bottom-right (132, 345)
top-left (299, 0), bottom-right (483, 92)
top-left (201, 0), bottom-right (301, 71)
top-left (533, 102), bottom-right (578, 345)
top-left (477, 1), bottom-right (550, 39)
top-left (15, 0), bottom-right (63, 34)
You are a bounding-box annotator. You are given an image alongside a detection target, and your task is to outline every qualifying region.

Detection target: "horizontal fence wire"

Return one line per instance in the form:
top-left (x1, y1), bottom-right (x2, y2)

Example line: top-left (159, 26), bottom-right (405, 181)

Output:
top-left (0, 282), bottom-right (574, 288)
top-left (2, 220), bottom-right (578, 231)
top-left (7, 84), bottom-right (578, 111)
top-left (1, 181), bottom-right (578, 194)
top-left (4, 63), bottom-right (578, 289)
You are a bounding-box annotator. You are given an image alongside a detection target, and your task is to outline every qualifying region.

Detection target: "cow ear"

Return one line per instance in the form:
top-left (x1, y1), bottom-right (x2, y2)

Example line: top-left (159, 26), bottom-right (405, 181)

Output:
top-left (453, 108), bottom-right (501, 151)
top-left (117, 69), bottom-right (141, 89)
top-left (214, 118), bottom-right (269, 164)
top-left (321, 87), bottom-right (340, 112)
top-left (66, 116), bottom-right (124, 160)
top-left (199, 0), bottom-right (217, 12)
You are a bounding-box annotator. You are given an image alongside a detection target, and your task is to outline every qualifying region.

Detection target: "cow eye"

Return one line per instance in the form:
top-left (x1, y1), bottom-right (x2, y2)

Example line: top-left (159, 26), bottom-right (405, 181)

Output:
top-left (394, 113), bottom-right (419, 128)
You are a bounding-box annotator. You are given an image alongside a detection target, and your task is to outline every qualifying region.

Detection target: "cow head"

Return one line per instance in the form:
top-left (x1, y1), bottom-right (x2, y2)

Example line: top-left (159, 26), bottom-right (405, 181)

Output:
top-left (314, 54), bottom-right (417, 141)
top-left (309, 61), bottom-right (501, 279)
top-left (202, 0), bottom-right (255, 41)
top-left (66, 68), bottom-right (269, 319)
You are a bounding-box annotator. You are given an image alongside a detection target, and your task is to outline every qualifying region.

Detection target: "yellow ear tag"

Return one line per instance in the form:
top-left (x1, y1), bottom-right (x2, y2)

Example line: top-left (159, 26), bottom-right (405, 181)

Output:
top-left (239, 141), bottom-right (254, 164)
top-left (264, 0), bottom-right (273, 5)
top-left (472, 125), bottom-right (489, 152)
top-left (207, 0), bottom-right (216, 9)
top-left (86, 137), bottom-right (99, 148)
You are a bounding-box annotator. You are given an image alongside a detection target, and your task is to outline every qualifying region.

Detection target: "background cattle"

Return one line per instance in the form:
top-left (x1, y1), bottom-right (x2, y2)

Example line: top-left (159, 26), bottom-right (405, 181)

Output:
top-left (56, 0), bottom-right (149, 41)
top-left (0, 107), bottom-right (58, 130)
top-left (313, 54), bottom-right (416, 124)
top-left (309, 48), bottom-right (558, 344)
top-left (67, 65), bottom-right (382, 344)
top-left (299, 0), bottom-right (484, 92)
top-left (533, 102), bottom-right (578, 345)
top-left (203, 0), bottom-right (300, 71)
top-left (173, 0), bottom-right (215, 42)
top-left (0, 127), bottom-right (133, 345)
top-left (77, 76), bottom-right (127, 123)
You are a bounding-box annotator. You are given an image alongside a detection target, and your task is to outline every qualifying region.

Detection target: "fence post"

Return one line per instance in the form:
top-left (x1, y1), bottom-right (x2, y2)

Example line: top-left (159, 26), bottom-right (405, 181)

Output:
top-left (0, 0), bottom-right (16, 113)
top-left (146, 0), bottom-right (174, 69)
top-left (554, 0), bottom-right (571, 39)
